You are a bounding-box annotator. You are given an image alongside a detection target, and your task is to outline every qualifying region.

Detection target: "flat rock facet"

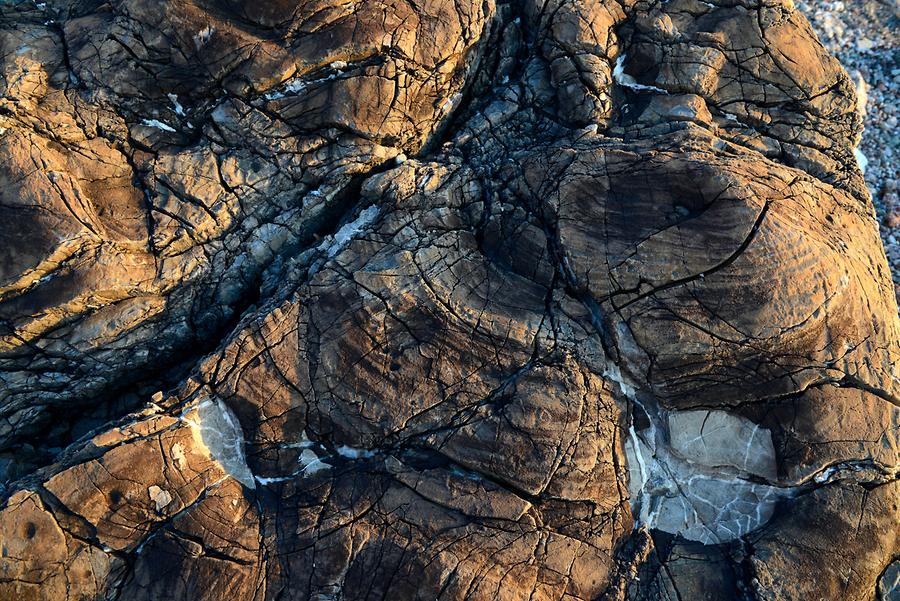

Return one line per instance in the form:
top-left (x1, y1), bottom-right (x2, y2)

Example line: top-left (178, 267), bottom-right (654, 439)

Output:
top-left (668, 410), bottom-right (778, 480)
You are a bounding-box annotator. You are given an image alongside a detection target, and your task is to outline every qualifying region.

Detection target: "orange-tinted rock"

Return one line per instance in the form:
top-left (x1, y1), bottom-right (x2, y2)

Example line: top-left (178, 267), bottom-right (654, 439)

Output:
top-left (0, 1), bottom-right (897, 600)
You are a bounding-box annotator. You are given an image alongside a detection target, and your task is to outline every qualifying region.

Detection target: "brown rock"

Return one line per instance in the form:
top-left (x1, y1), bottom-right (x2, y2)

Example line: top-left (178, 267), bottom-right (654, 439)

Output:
top-left (0, 0), bottom-right (897, 600)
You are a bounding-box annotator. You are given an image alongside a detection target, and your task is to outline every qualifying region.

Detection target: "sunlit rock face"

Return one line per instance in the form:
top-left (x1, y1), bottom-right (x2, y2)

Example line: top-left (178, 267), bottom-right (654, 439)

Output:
top-left (0, 0), bottom-right (898, 600)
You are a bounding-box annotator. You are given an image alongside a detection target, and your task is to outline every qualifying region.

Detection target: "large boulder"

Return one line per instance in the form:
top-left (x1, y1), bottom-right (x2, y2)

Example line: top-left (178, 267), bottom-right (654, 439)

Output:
top-left (0, 0), bottom-right (896, 599)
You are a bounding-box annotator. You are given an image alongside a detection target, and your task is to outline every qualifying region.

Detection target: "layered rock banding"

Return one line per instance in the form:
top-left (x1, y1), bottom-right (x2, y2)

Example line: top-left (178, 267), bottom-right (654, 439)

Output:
top-left (0, 0), bottom-right (898, 600)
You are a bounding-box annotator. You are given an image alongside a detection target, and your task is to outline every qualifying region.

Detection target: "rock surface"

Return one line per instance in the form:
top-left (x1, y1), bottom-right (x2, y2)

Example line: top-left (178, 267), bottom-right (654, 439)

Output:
top-left (0, 0), bottom-right (897, 600)
top-left (801, 0), bottom-right (900, 307)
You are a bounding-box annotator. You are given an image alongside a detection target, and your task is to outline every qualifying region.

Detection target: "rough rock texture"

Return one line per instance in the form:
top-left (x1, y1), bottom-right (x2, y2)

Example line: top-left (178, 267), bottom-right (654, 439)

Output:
top-left (0, 0), bottom-right (898, 600)
top-left (802, 0), bottom-right (900, 308)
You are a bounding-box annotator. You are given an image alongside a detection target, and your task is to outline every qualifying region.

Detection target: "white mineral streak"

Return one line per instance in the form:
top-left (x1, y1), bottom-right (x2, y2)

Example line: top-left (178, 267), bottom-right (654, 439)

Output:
top-left (253, 434), bottom-right (382, 486)
top-left (811, 459), bottom-right (898, 485)
top-left (613, 54), bottom-right (669, 94)
top-left (852, 72), bottom-right (869, 174)
top-left (166, 93), bottom-right (185, 116)
top-left (441, 93), bottom-right (463, 114)
top-left (324, 205), bottom-right (380, 258)
top-left (254, 475), bottom-right (293, 485)
top-left (854, 71), bottom-right (868, 121)
top-left (612, 361), bottom-right (786, 544)
top-left (184, 396), bottom-right (256, 489)
top-left (855, 148), bottom-right (869, 174)
top-left (264, 78), bottom-right (307, 100)
top-left (141, 119), bottom-right (176, 132)
top-left (255, 429), bottom-right (321, 483)
top-left (298, 448), bottom-right (330, 475)
top-left (193, 26), bottom-right (215, 49)
top-left (253, 451), bottom-right (330, 484)
top-left (335, 445), bottom-right (376, 459)
top-left (264, 66), bottom-right (345, 100)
